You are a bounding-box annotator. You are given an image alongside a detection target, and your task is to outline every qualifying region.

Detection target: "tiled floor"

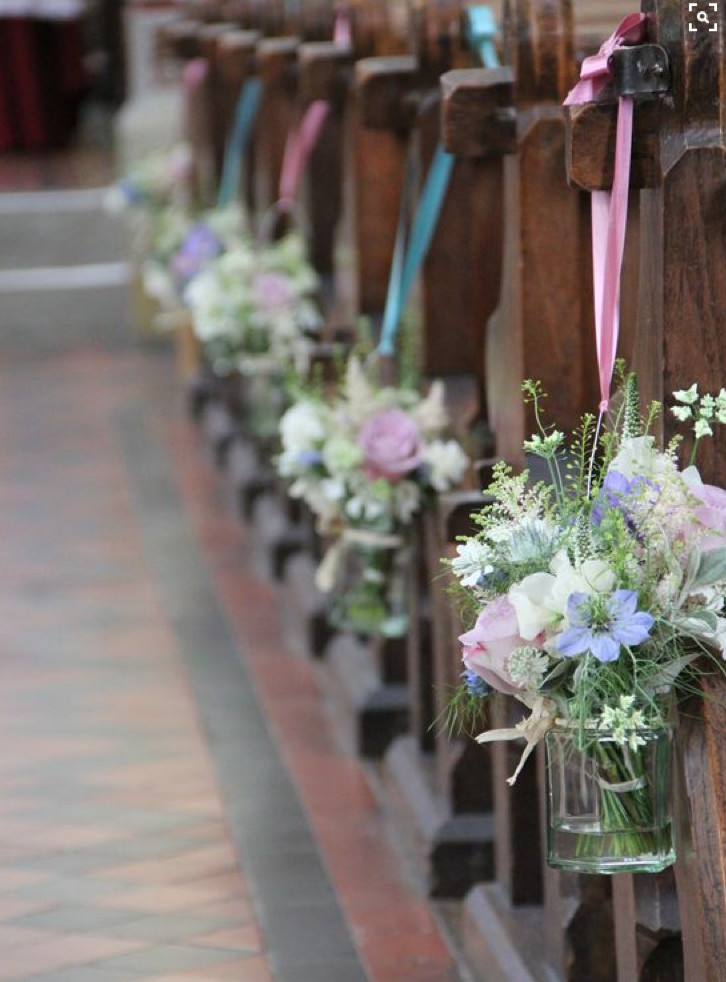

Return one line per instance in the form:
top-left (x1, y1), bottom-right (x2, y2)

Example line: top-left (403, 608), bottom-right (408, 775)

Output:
top-left (0, 345), bottom-right (462, 982)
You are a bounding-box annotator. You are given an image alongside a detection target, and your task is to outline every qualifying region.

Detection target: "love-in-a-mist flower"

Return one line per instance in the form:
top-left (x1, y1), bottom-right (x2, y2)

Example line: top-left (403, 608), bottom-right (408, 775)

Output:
top-left (557, 589), bottom-right (654, 663)
top-left (591, 470), bottom-right (656, 528)
top-left (171, 224), bottom-right (223, 284)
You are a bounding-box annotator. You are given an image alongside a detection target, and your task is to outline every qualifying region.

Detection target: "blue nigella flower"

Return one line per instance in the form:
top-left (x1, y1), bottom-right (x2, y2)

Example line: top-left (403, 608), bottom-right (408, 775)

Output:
top-left (119, 178), bottom-right (147, 207)
top-left (461, 670), bottom-right (492, 698)
top-left (297, 449), bottom-right (324, 467)
top-left (557, 589), bottom-right (654, 663)
top-left (171, 224), bottom-right (223, 285)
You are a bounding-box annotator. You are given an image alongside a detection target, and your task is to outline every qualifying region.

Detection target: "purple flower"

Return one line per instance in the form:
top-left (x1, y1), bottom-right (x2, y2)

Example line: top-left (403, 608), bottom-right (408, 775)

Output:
top-left (557, 589), bottom-right (654, 663)
top-left (171, 224), bottom-right (223, 284)
top-left (592, 470), bottom-right (658, 530)
top-left (461, 670), bottom-right (492, 698)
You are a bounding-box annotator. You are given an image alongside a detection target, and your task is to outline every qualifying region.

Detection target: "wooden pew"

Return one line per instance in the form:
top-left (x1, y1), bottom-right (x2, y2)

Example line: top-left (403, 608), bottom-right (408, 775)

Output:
top-left (309, 1), bottom-right (488, 759)
top-left (341, 0), bottom-right (507, 889)
top-left (567, 1), bottom-right (726, 978)
top-left (430, 2), bottom-right (642, 976)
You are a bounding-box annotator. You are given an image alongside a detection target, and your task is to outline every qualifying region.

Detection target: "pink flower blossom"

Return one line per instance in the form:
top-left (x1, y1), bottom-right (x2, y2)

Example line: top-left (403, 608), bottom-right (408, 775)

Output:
top-left (458, 596), bottom-right (532, 696)
top-left (358, 409), bottom-right (422, 481)
top-left (253, 272), bottom-right (295, 313)
top-left (692, 482), bottom-right (726, 551)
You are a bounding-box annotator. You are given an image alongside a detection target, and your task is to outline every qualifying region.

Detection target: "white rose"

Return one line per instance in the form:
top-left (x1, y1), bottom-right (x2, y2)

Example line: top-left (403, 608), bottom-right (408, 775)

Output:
top-left (508, 553), bottom-right (616, 641)
top-left (508, 572), bottom-right (557, 640)
top-left (548, 552), bottom-right (616, 620)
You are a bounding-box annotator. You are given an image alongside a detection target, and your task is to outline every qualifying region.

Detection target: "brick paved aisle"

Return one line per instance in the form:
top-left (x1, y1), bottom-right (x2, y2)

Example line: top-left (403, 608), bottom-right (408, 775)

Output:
top-left (0, 346), bottom-right (462, 982)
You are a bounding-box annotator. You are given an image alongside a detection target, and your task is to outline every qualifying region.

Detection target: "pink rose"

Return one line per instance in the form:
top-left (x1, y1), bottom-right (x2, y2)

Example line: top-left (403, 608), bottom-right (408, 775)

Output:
top-left (692, 482), bottom-right (726, 551)
top-left (358, 408), bottom-right (422, 481)
top-left (458, 596), bottom-right (530, 697)
top-left (253, 272), bottom-right (295, 313)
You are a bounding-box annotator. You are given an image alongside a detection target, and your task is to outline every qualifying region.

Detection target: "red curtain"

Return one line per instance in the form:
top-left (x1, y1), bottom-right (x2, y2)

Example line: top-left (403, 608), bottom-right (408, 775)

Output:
top-left (0, 16), bottom-right (86, 151)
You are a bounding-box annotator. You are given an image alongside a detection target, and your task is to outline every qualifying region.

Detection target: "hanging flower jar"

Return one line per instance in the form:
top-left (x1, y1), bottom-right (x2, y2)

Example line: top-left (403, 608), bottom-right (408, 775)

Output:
top-left (444, 371), bottom-right (726, 875)
top-left (276, 358), bottom-right (470, 637)
top-left (545, 720), bottom-right (675, 874)
top-left (327, 525), bottom-right (411, 637)
top-left (184, 233), bottom-right (321, 395)
top-left (239, 358), bottom-right (288, 444)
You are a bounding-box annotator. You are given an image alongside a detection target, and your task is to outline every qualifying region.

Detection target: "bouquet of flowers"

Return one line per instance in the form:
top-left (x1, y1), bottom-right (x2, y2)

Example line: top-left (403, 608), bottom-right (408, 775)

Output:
top-left (446, 369), bottom-right (726, 873)
top-left (105, 144), bottom-right (193, 221)
top-left (141, 204), bottom-right (247, 312)
top-left (277, 357), bottom-right (470, 635)
top-left (184, 232), bottom-right (322, 374)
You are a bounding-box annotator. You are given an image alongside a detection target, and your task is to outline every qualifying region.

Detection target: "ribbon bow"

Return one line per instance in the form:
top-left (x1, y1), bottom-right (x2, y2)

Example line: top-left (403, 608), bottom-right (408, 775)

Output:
top-left (476, 696), bottom-right (558, 786)
top-left (564, 14), bottom-right (647, 415)
top-left (564, 13), bottom-right (646, 106)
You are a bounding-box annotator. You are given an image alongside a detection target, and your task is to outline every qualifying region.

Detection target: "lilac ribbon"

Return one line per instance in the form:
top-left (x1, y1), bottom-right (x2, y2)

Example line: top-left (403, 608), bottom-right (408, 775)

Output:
top-left (564, 13), bottom-right (646, 413)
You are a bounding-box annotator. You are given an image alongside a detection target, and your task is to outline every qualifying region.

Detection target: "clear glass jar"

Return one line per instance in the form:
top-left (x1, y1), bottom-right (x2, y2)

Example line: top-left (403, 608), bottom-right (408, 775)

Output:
top-left (545, 724), bottom-right (675, 875)
top-left (328, 527), bottom-right (410, 638)
top-left (239, 359), bottom-right (286, 443)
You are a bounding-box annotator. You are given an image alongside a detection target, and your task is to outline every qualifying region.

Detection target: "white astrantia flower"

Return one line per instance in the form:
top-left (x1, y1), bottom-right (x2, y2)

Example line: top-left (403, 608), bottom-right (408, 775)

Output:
top-left (507, 646), bottom-right (550, 690)
top-left (421, 439), bottom-right (469, 492)
top-left (670, 405), bottom-right (693, 422)
top-left (695, 418), bottom-right (713, 439)
top-left (452, 539), bottom-right (493, 587)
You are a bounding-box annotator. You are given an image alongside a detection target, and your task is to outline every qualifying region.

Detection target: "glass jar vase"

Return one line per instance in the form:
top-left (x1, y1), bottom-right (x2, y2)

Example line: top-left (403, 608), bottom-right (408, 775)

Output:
top-left (545, 723), bottom-right (675, 875)
top-left (328, 527), bottom-right (410, 638)
top-left (239, 358), bottom-right (286, 444)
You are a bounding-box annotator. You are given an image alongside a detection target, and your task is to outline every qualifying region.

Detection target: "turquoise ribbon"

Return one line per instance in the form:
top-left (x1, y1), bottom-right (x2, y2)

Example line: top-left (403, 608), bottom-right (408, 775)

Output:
top-left (466, 5), bottom-right (500, 69)
top-left (376, 6), bottom-right (499, 357)
top-left (218, 77), bottom-right (263, 208)
top-left (377, 145), bottom-right (453, 356)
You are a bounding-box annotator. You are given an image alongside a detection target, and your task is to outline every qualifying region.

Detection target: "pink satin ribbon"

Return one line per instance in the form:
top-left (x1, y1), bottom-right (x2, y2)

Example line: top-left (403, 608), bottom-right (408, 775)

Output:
top-left (182, 57), bottom-right (208, 91)
top-left (276, 100), bottom-right (331, 209)
top-left (564, 14), bottom-right (646, 412)
top-left (333, 3), bottom-right (352, 46)
top-left (275, 6), bottom-right (350, 210)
